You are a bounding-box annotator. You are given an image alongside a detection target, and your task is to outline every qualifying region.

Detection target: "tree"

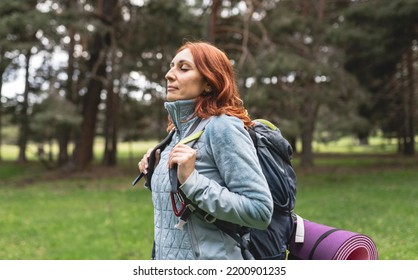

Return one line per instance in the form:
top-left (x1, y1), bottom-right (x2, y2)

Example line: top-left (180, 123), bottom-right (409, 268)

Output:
top-left (54, 0), bottom-right (81, 165)
top-left (70, 0), bottom-right (118, 170)
top-left (0, 0), bottom-right (23, 161)
top-left (30, 93), bottom-right (82, 167)
top-left (0, 46), bottom-right (12, 162)
top-left (0, 0), bottom-right (56, 163)
top-left (211, 0), bottom-right (366, 167)
top-left (342, 0), bottom-right (418, 155)
top-left (4, 0), bottom-right (413, 170)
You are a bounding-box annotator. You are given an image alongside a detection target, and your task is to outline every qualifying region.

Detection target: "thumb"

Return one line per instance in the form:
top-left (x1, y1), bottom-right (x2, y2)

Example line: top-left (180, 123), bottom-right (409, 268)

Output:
top-left (154, 149), bottom-right (161, 168)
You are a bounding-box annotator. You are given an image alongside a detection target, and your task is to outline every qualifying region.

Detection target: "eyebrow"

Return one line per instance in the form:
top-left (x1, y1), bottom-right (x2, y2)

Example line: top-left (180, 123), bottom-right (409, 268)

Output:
top-left (170, 59), bottom-right (194, 67)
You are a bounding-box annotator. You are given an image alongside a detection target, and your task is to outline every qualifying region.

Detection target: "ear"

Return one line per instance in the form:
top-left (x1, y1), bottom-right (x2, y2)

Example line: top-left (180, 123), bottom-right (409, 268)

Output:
top-left (204, 82), bottom-right (212, 93)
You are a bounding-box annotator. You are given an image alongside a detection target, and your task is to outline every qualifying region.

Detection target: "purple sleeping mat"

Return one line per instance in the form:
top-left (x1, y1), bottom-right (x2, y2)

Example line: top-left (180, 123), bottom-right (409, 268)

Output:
top-left (289, 218), bottom-right (378, 260)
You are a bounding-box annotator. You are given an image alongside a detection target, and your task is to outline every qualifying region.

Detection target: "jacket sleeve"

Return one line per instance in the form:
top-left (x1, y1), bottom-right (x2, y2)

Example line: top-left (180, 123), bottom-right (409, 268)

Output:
top-left (179, 115), bottom-right (273, 229)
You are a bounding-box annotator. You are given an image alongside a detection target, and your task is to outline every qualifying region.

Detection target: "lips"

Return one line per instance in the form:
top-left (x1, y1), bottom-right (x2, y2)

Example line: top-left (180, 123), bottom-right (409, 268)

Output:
top-left (167, 85), bottom-right (178, 91)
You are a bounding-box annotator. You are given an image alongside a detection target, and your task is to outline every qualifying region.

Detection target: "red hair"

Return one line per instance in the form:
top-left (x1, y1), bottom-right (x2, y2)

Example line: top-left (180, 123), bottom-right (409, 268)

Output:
top-left (167, 41), bottom-right (253, 130)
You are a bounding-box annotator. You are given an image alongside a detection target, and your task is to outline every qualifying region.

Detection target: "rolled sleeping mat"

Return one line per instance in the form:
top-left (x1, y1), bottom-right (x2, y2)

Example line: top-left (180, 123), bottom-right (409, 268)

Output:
top-left (289, 215), bottom-right (378, 260)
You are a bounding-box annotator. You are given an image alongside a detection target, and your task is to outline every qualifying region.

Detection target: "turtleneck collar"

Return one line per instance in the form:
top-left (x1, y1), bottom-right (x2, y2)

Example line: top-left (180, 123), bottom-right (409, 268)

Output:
top-left (164, 99), bottom-right (198, 137)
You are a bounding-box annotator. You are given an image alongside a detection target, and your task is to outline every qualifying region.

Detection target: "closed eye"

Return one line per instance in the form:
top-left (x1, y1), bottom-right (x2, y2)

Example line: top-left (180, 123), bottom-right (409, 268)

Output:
top-left (170, 59), bottom-right (193, 71)
top-left (180, 66), bottom-right (190, 71)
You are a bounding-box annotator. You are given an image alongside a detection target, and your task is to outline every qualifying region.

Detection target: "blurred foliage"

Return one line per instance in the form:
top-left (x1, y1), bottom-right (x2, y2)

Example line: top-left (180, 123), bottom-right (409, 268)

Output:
top-left (0, 0), bottom-right (416, 167)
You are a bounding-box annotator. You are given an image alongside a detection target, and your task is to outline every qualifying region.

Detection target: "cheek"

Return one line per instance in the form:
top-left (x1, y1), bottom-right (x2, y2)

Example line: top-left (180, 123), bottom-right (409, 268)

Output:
top-left (191, 86), bottom-right (204, 98)
top-left (193, 78), bottom-right (206, 93)
top-left (185, 79), bottom-right (205, 97)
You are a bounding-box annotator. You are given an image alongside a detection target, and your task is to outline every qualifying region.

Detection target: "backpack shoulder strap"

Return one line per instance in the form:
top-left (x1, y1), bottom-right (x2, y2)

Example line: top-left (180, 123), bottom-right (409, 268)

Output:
top-left (169, 117), bottom-right (212, 192)
top-left (254, 118), bottom-right (278, 130)
top-left (131, 129), bottom-right (175, 187)
top-left (132, 117), bottom-right (212, 188)
top-left (181, 117), bottom-right (212, 145)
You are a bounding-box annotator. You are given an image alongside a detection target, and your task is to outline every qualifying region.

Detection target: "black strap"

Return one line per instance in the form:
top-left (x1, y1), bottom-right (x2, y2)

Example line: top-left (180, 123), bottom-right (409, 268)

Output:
top-left (133, 117), bottom-right (205, 188)
top-left (132, 129), bottom-right (175, 188)
top-left (183, 195), bottom-right (253, 259)
top-left (308, 228), bottom-right (341, 260)
top-left (216, 222), bottom-right (253, 260)
top-left (169, 117), bottom-right (212, 194)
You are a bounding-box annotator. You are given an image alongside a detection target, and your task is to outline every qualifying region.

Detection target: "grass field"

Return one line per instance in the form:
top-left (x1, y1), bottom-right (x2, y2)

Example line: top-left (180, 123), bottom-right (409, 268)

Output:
top-left (295, 162), bottom-right (418, 260)
top-left (0, 165), bottom-right (154, 260)
top-left (0, 141), bottom-right (418, 260)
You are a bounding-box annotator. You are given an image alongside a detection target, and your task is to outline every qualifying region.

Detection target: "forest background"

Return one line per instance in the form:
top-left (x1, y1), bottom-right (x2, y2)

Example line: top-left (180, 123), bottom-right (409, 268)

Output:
top-left (0, 0), bottom-right (417, 260)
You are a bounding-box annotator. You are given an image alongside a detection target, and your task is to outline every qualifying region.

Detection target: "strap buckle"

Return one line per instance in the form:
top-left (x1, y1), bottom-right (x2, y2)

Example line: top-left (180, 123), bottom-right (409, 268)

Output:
top-left (204, 213), bottom-right (217, 223)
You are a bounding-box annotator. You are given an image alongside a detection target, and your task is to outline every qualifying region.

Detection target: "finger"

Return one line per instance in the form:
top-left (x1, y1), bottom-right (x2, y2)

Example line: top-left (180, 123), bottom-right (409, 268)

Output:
top-left (138, 154), bottom-right (149, 174)
top-left (137, 160), bottom-right (144, 173)
top-left (168, 145), bottom-right (196, 168)
top-left (154, 149), bottom-right (161, 168)
top-left (168, 145), bottom-right (186, 167)
top-left (146, 148), bottom-right (153, 158)
top-left (170, 144), bottom-right (194, 157)
top-left (173, 152), bottom-right (197, 184)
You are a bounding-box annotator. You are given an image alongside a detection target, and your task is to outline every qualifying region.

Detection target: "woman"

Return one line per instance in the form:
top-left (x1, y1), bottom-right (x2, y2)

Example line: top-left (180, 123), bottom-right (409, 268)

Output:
top-left (138, 41), bottom-right (273, 260)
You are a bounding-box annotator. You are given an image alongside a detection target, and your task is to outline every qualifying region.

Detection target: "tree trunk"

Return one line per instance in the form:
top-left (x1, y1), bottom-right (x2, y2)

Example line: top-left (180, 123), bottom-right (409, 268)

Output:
top-left (58, 14), bottom-right (77, 166)
top-left (17, 50), bottom-right (32, 163)
top-left (298, 1), bottom-right (325, 168)
top-left (70, 0), bottom-right (118, 171)
top-left (300, 128), bottom-right (314, 168)
top-left (208, 0), bottom-right (221, 43)
top-left (299, 87), bottom-right (319, 168)
top-left (71, 32), bottom-right (106, 170)
top-left (102, 1), bottom-right (120, 166)
top-left (0, 67), bottom-right (3, 161)
top-left (404, 46), bottom-right (415, 155)
top-left (103, 84), bottom-right (119, 166)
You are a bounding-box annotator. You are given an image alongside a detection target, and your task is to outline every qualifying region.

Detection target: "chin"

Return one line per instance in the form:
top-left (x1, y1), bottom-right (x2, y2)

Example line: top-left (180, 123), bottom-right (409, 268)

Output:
top-left (166, 94), bottom-right (175, 102)
top-left (167, 95), bottom-right (187, 102)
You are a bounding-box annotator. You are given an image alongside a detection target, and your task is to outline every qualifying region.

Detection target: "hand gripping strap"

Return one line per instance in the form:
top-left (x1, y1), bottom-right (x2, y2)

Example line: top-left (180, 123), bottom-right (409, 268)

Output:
top-left (169, 117), bottom-right (212, 192)
top-left (131, 129), bottom-right (175, 188)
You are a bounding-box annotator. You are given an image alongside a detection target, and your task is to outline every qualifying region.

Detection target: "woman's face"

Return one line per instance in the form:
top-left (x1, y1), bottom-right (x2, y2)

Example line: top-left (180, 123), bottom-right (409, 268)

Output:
top-left (165, 48), bottom-right (208, 102)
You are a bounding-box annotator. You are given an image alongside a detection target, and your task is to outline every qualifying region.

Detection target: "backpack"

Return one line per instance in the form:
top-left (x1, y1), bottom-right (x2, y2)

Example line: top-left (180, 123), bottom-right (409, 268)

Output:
top-left (132, 118), bottom-right (297, 260)
top-left (246, 119), bottom-right (296, 259)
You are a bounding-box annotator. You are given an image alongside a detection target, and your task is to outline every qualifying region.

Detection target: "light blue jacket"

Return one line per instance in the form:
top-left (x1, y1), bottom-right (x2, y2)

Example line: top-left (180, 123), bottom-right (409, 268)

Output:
top-left (151, 99), bottom-right (273, 260)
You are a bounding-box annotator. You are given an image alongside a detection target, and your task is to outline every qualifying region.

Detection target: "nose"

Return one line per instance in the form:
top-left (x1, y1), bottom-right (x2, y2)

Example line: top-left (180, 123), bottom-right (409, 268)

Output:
top-left (165, 68), bottom-right (175, 81)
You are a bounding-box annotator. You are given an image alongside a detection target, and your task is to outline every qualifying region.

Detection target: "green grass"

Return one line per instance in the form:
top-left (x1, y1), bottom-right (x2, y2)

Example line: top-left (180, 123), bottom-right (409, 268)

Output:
top-left (0, 139), bottom-right (158, 162)
top-left (294, 167), bottom-right (418, 260)
top-left (310, 135), bottom-right (418, 154)
top-left (0, 174), bottom-right (154, 260)
top-left (1, 147), bottom-right (417, 260)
